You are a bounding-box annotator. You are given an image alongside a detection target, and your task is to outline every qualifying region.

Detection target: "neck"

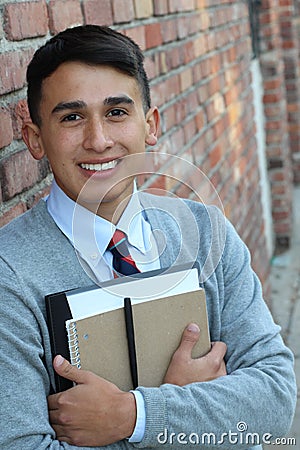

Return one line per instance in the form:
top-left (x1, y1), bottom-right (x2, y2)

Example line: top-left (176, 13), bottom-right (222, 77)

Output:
top-left (78, 189), bottom-right (134, 224)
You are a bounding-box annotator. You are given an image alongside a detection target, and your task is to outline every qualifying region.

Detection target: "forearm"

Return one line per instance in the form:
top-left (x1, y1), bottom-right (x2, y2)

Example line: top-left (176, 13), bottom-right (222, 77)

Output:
top-left (0, 265), bottom-right (133, 450)
top-left (134, 355), bottom-right (296, 449)
top-left (132, 294), bottom-right (297, 450)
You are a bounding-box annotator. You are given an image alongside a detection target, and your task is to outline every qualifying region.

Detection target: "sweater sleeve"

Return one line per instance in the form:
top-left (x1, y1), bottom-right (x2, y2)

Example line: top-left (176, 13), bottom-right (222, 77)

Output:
top-left (0, 256), bottom-right (133, 450)
top-left (133, 216), bottom-right (297, 449)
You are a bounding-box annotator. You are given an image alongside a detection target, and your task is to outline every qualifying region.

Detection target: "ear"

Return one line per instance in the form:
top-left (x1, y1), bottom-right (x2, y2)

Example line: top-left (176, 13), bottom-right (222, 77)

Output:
top-left (22, 122), bottom-right (45, 160)
top-left (145, 107), bottom-right (160, 147)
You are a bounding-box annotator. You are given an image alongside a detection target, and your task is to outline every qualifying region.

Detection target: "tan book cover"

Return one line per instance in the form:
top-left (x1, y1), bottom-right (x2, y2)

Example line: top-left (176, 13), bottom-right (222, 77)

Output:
top-left (66, 289), bottom-right (210, 391)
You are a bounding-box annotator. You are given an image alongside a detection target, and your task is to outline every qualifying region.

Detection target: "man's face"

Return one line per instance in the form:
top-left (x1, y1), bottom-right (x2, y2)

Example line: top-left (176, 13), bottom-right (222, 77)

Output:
top-left (24, 61), bottom-right (159, 220)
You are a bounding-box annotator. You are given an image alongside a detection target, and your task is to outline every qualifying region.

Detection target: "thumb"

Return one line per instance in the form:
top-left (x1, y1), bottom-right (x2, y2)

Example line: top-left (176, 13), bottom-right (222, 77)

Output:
top-left (53, 355), bottom-right (86, 384)
top-left (177, 323), bottom-right (200, 356)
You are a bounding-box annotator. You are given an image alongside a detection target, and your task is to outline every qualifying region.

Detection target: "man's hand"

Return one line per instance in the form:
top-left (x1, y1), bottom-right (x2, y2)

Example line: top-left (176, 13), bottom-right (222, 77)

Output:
top-left (163, 323), bottom-right (227, 385)
top-left (48, 326), bottom-right (226, 446)
top-left (48, 355), bottom-right (136, 447)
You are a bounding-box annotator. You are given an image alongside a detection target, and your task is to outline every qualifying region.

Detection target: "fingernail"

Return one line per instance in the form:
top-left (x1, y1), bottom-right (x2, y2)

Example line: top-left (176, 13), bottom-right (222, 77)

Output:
top-left (55, 355), bottom-right (65, 366)
top-left (187, 323), bottom-right (200, 333)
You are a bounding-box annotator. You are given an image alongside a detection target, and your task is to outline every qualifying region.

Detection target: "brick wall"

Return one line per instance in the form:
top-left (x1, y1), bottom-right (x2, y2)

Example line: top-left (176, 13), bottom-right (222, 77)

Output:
top-left (292, 0), bottom-right (300, 183)
top-left (259, 0), bottom-right (297, 247)
top-left (0, 0), bottom-right (287, 299)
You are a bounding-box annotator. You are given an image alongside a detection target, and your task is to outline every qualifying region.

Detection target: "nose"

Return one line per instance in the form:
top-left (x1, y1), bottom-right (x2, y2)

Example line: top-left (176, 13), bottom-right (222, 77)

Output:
top-left (83, 119), bottom-right (114, 152)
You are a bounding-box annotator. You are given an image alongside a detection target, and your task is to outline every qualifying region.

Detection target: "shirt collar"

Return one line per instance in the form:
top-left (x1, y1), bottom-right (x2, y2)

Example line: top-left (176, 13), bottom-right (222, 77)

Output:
top-left (46, 180), bottom-right (150, 265)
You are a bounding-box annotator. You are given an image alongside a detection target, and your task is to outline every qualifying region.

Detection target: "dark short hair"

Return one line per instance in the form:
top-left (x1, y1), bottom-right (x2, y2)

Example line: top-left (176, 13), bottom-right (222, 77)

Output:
top-left (26, 25), bottom-right (151, 125)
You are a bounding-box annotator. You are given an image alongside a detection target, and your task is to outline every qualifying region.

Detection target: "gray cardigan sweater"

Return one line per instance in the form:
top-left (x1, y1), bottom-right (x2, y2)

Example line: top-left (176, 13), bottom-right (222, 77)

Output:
top-left (0, 194), bottom-right (296, 449)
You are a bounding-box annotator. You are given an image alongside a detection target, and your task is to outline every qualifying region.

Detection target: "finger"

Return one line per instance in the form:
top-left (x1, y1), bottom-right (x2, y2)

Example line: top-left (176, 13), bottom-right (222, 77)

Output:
top-left (176, 323), bottom-right (200, 356)
top-left (53, 355), bottom-right (86, 384)
top-left (48, 407), bottom-right (62, 424)
top-left (207, 341), bottom-right (227, 361)
top-left (50, 424), bottom-right (71, 443)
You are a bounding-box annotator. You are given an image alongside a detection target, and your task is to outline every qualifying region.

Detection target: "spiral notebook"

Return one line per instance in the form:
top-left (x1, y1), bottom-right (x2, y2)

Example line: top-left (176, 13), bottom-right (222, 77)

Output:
top-left (46, 264), bottom-right (210, 391)
top-left (65, 289), bottom-right (210, 391)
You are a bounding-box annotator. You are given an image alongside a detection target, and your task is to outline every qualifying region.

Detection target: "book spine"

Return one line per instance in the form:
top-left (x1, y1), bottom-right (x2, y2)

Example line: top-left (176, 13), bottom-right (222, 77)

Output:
top-left (66, 321), bottom-right (81, 369)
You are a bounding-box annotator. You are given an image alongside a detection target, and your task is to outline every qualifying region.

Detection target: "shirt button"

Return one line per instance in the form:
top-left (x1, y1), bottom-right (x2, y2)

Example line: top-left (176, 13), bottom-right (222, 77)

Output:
top-left (90, 253), bottom-right (98, 260)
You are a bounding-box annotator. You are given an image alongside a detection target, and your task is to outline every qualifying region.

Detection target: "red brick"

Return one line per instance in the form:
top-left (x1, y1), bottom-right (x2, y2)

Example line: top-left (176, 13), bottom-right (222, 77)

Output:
top-left (165, 149), bottom-right (194, 185)
top-left (183, 118), bottom-right (197, 144)
top-left (214, 116), bottom-right (229, 137)
top-left (264, 104), bottom-right (283, 117)
top-left (0, 109), bottom-right (14, 149)
top-left (0, 151), bottom-right (40, 200)
top-left (48, 0), bottom-right (83, 34)
top-left (170, 128), bottom-right (185, 155)
top-left (124, 26), bottom-right (146, 51)
top-left (274, 223), bottom-right (291, 236)
top-left (112, 0), bottom-right (134, 23)
top-left (159, 52), bottom-right (168, 74)
top-left (265, 120), bottom-right (282, 130)
top-left (161, 19), bottom-right (177, 43)
top-left (162, 106), bottom-right (176, 131)
top-left (196, 0), bottom-right (206, 7)
top-left (133, 0), bottom-right (153, 18)
top-left (174, 98), bottom-right (188, 123)
top-left (11, 99), bottom-right (31, 140)
top-left (279, 0), bottom-right (293, 6)
top-left (145, 23), bottom-right (162, 49)
top-left (177, 17), bottom-right (190, 39)
top-left (165, 46), bottom-right (182, 70)
top-left (0, 50), bottom-right (32, 95)
top-left (263, 78), bottom-right (281, 90)
top-left (169, 0), bottom-right (195, 12)
top-left (144, 56), bottom-right (157, 80)
top-left (151, 82), bottom-right (166, 107)
top-left (144, 174), bottom-right (168, 193)
top-left (193, 35), bottom-right (208, 59)
top-left (183, 41), bottom-right (195, 64)
top-left (4, 1), bottom-right (48, 41)
top-left (173, 181), bottom-right (193, 199)
top-left (179, 67), bottom-right (193, 92)
top-left (165, 74), bottom-right (180, 102)
top-left (266, 131), bottom-right (282, 144)
top-left (83, 0), bottom-right (113, 26)
top-left (195, 110), bottom-right (205, 131)
top-left (188, 14), bottom-right (203, 35)
top-left (0, 203), bottom-right (27, 228)
top-left (153, 0), bottom-right (168, 15)
top-left (273, 210), bottom-right (290, 221)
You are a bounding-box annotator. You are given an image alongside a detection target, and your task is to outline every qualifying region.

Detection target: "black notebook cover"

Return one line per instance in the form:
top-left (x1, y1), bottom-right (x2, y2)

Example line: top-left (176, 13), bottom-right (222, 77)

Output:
top-left (46, 290), bottom-right (73, 391)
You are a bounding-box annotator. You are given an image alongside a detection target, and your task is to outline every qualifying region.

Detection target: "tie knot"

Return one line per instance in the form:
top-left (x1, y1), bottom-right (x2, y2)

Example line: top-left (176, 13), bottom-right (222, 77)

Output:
top-left (107, 229), bottom-right (140, 276)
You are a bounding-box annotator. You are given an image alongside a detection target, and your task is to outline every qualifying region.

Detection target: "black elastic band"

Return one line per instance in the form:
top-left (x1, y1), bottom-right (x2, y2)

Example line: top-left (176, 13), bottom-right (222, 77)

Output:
top-left (124, 297), bottom-right (138, 389)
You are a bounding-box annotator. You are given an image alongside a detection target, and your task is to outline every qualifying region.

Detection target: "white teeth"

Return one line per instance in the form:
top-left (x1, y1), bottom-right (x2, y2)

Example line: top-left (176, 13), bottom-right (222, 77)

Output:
top-left (80, 160), bottom-right (117, 171)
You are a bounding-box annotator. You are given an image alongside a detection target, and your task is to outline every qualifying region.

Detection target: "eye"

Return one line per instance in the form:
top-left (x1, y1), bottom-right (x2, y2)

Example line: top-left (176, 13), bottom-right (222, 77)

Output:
top-left (61, 113), bottom-right (82, 122)
top-left (106, 109), bottom-right (127, 118)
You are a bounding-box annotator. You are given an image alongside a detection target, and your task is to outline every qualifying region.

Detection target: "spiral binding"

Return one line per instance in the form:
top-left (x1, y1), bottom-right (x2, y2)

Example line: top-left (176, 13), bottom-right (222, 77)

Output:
top-left (66, 321), bottom-right (81, 369)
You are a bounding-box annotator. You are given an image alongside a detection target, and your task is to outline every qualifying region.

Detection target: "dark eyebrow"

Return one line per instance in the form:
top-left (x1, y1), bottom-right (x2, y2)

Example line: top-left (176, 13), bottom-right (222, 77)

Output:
top-left (51, 100), bottom-right (87, 115)
top-left (51, 96), bottom-right (134, 115)
top-left (103, 96), bottom-right (134, 106)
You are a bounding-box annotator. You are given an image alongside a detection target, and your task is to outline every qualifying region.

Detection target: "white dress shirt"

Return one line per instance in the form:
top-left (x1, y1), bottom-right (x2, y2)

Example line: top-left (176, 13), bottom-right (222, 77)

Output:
top-left (46, 179), bottom-right (161, 442)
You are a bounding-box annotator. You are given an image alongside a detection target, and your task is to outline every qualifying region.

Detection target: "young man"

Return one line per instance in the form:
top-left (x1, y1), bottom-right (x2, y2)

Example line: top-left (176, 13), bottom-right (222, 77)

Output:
top-left (0, 25), bottom-right (296, 449)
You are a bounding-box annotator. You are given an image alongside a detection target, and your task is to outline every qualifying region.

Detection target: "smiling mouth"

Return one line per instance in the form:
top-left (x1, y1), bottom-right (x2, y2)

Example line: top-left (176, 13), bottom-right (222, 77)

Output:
top-left (80, 160), bottom-right (118, 171)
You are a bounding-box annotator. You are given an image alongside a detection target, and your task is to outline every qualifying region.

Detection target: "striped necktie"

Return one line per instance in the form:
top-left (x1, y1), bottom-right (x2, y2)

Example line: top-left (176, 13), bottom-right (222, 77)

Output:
top-left (108, 229), bottom-right (140, 276)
